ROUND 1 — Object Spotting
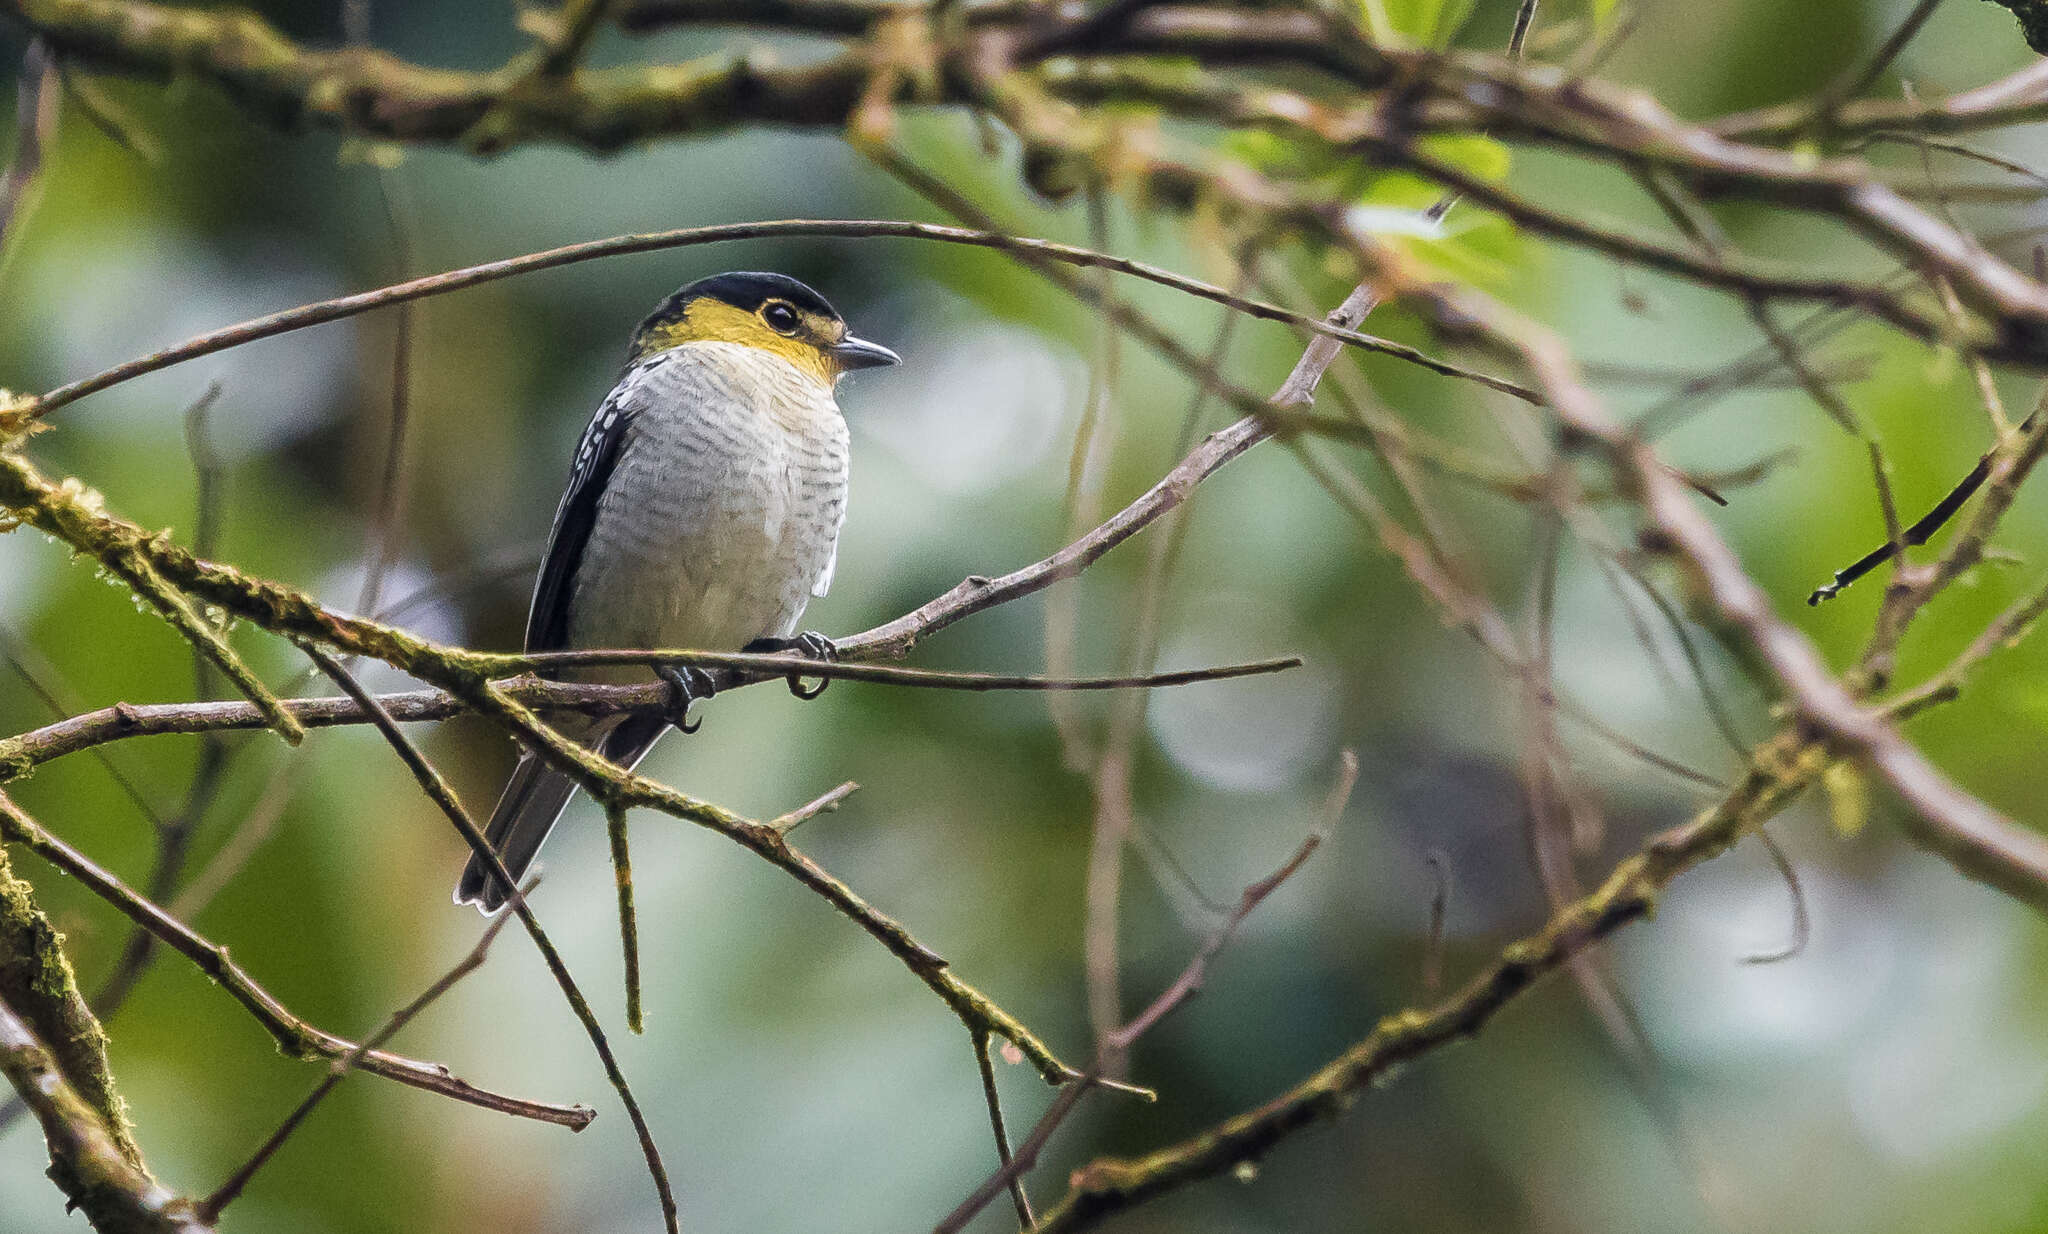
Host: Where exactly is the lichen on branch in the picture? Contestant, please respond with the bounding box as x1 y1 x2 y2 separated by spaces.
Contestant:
0 833 141 1167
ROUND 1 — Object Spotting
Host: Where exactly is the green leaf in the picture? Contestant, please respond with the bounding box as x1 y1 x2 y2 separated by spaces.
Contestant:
1416 134 1511 183
1361 0 1479 47
1349 171 1523 286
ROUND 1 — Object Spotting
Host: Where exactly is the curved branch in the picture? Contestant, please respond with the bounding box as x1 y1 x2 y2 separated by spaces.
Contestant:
0 791 595 1129
24 220 1499 419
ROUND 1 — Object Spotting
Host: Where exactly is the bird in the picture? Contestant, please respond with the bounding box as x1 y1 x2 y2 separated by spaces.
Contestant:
455 271 899 913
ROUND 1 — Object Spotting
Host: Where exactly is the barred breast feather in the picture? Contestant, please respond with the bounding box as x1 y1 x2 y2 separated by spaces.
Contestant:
569 341 850 660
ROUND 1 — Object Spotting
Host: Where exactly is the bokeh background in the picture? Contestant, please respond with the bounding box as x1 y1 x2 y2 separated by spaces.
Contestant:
5 1 2048 1230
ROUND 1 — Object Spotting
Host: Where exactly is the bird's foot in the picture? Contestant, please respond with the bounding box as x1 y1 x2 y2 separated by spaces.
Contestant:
658 664 717 733
744 631 838 699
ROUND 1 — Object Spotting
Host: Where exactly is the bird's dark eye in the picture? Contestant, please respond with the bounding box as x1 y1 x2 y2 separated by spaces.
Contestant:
762 302 801 335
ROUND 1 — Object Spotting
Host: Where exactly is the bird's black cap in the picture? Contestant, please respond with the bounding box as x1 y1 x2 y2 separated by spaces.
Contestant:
667 271 843 322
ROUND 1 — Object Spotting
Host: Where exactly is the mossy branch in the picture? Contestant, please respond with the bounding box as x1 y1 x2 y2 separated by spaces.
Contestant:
0 445 1085 1086
0 993 209 1234
0 469 302 743
6 0 878 153
1035 730 1828 1231
0 837 142 1166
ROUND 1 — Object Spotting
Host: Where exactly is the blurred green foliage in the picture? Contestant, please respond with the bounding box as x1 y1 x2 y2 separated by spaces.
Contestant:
3 1 2048 1232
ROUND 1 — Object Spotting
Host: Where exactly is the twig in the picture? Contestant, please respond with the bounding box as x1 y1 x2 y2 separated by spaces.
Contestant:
6 482 305 744
1092 254 1253 1039
1507 0 1542 57
0 623 168 826
78 380 237 1044
1421 850 1449 997
1738 828 1810 965
769 780 858 833
1071 178 1125 1048
1811 415 2034 608
1886 573 2048 722
604 799 643 1034
971 1029 1033 1230
354 170 418 622
534 0 614 77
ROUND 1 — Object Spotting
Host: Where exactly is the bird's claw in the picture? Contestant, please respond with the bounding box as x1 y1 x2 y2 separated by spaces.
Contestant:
658 664 717 733
744 631 838 699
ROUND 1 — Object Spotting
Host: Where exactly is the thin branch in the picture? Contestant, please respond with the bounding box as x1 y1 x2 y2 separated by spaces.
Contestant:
2 656 1303 776
604 799 643 1034
1507 0 1542 58
534 0 614 77
1738 829 1810 966
1886 573 2048 722
72 381 239 1048
1071 178 1125 1048
353 171 418 622
0 623 169 827
197 876 533 1222
300 646 679 1233
1421 850 1450 997
971 1030 1033 1230
1811 414 2034 609
25 220 1498 420
0 789 593 1129
768 780 859 833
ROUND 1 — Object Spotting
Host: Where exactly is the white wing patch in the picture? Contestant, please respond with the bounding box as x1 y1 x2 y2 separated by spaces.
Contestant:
811 543 838 598
811 458 849 599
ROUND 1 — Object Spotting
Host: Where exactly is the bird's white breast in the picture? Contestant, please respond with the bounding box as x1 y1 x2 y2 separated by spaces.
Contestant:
569 342 849 656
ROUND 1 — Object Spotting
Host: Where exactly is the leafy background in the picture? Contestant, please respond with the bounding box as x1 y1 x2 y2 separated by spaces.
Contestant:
5 0 2048 1230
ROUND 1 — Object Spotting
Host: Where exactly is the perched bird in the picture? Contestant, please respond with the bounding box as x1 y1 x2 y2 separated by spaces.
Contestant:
456 271 899 912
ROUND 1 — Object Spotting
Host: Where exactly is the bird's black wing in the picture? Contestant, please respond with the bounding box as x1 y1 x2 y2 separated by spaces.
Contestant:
524 360 659 653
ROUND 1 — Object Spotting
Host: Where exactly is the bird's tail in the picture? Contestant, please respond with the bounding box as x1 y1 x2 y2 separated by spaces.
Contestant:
455 713 667 913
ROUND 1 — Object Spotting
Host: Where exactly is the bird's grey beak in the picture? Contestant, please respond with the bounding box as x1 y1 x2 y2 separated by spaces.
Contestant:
832 336 900 371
